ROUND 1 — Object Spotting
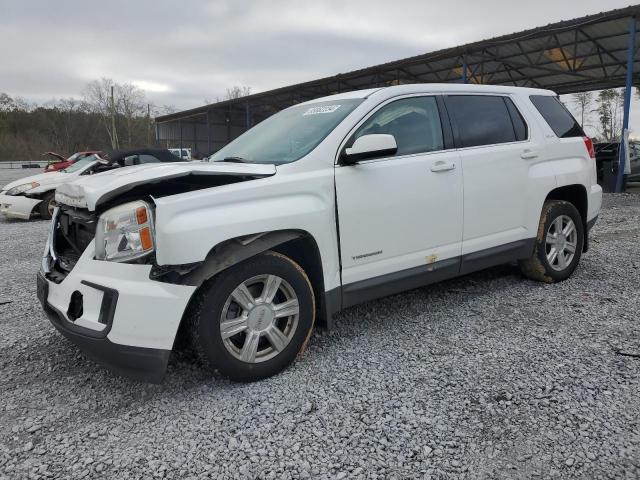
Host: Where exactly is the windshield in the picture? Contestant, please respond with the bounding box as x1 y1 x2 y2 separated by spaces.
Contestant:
210 98 364 164
62 156 96 173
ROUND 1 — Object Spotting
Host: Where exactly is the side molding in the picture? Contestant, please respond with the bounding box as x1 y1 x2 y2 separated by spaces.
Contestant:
342 257 460 309
340 238 536 311
459 238 535 276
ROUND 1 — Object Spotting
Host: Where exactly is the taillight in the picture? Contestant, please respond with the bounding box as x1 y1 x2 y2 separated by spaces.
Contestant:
583 136 596 159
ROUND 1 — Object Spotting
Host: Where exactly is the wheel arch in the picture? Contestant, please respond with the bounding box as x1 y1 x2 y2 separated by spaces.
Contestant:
172 229 335 352
544 184 588 252
29 186 57 198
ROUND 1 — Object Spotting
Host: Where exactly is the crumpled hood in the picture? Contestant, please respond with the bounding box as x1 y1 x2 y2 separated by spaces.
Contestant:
2 170 71 192
56 162 277 210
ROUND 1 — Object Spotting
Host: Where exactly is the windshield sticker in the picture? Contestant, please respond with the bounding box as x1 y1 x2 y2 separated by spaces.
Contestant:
303 105 341 116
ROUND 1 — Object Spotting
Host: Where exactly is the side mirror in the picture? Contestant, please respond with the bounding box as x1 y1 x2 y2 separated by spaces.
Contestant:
342 134 397 164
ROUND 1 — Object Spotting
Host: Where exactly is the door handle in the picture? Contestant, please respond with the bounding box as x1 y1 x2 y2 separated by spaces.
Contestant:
430 161 456 172
520 149 539 159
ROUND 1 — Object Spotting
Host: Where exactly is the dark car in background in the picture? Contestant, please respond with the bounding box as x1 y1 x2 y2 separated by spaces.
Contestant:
595 141 640 191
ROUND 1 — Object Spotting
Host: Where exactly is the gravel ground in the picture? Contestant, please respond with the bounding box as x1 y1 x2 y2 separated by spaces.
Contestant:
1 168 639 479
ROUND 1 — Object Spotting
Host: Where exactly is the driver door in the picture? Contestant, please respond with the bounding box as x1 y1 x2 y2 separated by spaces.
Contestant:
334 95 463 306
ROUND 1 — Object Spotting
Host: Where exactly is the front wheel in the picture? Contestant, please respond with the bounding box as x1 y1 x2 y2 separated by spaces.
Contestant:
519 200 584 283
37 191 56 220
188 251 315 382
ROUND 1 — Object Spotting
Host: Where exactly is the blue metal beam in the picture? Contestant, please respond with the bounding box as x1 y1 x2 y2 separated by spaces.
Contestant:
616 16 636 192
462 55 468 84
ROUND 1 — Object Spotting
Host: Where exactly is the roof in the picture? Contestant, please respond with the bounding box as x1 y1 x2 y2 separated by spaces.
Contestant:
157 5 640 123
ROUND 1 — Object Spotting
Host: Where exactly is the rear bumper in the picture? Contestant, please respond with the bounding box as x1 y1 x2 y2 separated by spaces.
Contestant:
587 184 602 224
38 245 196 382
0 193 41 219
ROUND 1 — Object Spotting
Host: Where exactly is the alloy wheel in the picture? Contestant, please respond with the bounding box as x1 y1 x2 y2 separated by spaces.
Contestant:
545 215 578 271
219 274 300 363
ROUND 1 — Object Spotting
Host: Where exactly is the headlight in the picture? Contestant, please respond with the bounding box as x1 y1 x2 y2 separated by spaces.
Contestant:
6 182 39 196
95 200 155 262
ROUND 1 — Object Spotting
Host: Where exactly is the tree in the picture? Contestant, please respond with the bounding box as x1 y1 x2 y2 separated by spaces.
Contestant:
82 78 149 149
83 78 120 149
571 91 593 128
117 82 146 148
595 89 624 142
225 86 252 100
0 80 160 161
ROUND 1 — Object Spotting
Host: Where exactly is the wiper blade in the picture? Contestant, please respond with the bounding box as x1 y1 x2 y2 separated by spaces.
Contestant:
221 156 250 163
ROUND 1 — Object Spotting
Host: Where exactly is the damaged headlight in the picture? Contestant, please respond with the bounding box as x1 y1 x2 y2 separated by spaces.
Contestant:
6 182 39 196
95 200 155 262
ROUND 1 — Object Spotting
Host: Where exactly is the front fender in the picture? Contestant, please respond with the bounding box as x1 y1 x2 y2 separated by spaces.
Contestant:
153 170 340 291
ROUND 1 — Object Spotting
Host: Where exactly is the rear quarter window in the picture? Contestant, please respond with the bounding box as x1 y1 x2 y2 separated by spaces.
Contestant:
504 97 528 141
529 95 584 138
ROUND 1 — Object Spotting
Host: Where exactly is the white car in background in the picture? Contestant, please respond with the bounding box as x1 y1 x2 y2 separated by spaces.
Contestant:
0 157 96 220
169 148 192 160
0 149 184 220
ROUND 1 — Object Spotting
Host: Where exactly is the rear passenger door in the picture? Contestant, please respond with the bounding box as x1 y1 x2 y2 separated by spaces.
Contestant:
444 95 534 267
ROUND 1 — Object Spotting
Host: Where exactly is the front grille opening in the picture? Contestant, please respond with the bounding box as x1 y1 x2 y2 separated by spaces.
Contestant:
49 206 97 282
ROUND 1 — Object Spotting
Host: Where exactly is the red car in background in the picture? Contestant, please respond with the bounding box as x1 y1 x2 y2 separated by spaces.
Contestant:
43 151 103 172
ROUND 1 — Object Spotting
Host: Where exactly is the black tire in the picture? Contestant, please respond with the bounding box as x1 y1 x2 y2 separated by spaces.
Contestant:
37 191 56 220
187 251 315 382
519 200 584 283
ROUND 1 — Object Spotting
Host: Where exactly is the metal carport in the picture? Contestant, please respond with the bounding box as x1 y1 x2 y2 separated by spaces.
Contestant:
156 4 640 191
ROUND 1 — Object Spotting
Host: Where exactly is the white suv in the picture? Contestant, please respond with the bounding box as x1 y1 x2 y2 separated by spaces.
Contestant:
38 84 602 382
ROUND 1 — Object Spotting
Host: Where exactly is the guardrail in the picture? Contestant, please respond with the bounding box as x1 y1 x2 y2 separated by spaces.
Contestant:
0 161 49 169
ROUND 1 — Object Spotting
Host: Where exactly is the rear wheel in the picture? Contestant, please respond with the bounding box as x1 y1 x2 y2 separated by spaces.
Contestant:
188 251 315 382
37 191 56 220
519 200 584 283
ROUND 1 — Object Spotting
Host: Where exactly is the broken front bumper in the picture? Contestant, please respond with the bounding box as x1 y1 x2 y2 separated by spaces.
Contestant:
39 244 197 382
0 193 42 219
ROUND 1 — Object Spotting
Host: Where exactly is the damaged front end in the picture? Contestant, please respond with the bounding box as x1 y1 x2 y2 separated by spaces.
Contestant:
43 206 97 282
48 162 278 281
56 162 277 211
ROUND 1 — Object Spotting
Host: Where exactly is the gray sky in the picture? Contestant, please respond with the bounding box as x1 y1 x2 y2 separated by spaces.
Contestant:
0 0 637 133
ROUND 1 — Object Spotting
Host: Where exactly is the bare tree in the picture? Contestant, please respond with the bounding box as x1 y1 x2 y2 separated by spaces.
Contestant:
0 82 159 161
0 93 14 112
155 104 177 115
571 91 593 128
83 78 120 149
0 93 30 112
117 82 146 148
224 86 252 100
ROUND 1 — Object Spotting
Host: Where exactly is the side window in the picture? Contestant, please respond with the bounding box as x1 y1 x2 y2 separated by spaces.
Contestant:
352 96 444 157
504 97 528 141
529 95 584 138
447 95 516 148
138 154 161 164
